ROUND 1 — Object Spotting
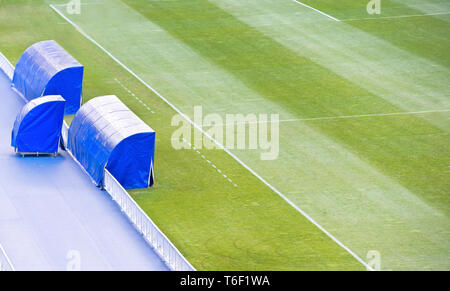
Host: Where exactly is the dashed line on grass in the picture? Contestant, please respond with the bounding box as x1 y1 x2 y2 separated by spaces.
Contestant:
182 138 238 188
114 78 155 113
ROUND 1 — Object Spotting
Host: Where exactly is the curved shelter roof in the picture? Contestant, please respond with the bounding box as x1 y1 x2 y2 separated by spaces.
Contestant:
68 95 155 189
12 40 83 114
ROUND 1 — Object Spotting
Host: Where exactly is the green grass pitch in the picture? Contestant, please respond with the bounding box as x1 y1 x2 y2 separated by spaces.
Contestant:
0 0 448 270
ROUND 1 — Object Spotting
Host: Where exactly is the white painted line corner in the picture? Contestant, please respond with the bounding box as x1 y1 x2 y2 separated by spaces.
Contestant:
292 0 340 22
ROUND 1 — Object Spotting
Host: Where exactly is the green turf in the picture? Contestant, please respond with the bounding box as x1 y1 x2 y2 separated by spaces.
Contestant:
1 0 449 270
308 0 450 67
0 0 367 270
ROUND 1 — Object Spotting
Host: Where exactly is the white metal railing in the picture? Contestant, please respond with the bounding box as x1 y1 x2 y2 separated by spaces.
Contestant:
3 52 194 271
61 122 194 271
0 244 14 271
103 170 195 271
0 51 14 81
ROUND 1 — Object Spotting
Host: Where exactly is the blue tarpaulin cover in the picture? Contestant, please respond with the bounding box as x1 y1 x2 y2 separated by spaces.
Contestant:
0 69 169 270
68 95 155 189
12 40 83 114
11 95 65 154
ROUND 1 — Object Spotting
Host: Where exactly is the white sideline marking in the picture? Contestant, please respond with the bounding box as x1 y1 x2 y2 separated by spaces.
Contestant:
51 2 103 7
342 12 450 22
206 110 450 127
292 0 340 22
50 4 372 270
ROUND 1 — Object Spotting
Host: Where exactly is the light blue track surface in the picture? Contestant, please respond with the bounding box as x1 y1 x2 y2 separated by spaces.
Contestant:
0 70 169 271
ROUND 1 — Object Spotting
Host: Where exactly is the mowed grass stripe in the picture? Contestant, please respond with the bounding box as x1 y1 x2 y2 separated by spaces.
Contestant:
51 0 449 270
0 0 366 270
212 0 450 269
119 0 450 270
123 0 400 119
49 0 370 269
121 0 449 212
304 0 450 68
224 0 450 212
213 0 449 121
297 0 449 20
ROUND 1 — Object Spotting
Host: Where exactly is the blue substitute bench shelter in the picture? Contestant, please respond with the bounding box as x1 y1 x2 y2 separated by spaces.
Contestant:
68 95 155 189
11 95 66 155
12 40 83 115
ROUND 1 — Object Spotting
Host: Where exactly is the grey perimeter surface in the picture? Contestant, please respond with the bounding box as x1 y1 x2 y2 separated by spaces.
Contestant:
0 70 169 270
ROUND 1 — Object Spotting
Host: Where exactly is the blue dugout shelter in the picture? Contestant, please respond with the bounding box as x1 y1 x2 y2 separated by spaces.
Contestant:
12 40 83 115
68 95 155 189
11 95 65 154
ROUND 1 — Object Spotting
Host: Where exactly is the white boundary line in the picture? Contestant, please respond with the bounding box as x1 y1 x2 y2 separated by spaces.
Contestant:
51 2 103 7
292 0 340 22
342 12 450 22
205 109 450 127
0 243 15 271
50 4 373 270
